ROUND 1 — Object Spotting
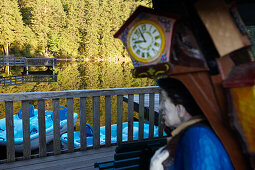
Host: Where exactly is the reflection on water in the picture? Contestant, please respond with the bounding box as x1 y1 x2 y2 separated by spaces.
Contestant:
0 60 155 128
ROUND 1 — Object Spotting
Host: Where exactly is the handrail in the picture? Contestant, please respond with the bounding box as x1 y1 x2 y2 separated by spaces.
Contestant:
0 86 160 101
0 86 163 163
0 56 57 67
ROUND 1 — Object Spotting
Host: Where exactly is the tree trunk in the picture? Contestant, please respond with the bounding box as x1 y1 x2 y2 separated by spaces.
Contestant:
6 43 9 56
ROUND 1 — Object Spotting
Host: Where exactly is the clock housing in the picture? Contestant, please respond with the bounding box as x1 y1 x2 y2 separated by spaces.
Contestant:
114 6 177 68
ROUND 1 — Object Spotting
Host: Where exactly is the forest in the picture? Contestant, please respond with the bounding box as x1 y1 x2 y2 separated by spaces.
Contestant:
0 0 151 59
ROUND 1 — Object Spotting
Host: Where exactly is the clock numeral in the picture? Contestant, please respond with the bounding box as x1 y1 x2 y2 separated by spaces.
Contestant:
153 29 157 34
149 25 152 32
136 49 141 55
154 42 160 47
142 53 145 58
133 45 137 49
155 35 160 40
152 48 158 54
147 52 151 58
141 25 146 31
134 30 140 37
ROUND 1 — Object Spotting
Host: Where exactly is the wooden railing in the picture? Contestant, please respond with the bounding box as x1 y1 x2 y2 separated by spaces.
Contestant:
0 86 162 163
0 56 57 67
0 56 26 67
0 75 57 86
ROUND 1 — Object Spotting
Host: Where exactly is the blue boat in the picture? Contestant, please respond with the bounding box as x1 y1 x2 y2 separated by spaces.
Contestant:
0 104 78 152
61 121 165 148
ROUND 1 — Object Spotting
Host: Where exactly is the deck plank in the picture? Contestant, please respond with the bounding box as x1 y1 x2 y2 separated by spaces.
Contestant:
0 146 116 170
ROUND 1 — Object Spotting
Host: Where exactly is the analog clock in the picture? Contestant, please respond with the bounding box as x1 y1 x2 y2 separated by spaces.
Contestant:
127 20 165 63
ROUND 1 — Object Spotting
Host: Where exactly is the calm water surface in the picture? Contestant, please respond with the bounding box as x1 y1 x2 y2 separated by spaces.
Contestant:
0 60 156 127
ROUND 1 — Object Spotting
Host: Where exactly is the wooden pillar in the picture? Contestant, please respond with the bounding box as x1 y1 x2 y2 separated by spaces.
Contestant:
26 59 28 75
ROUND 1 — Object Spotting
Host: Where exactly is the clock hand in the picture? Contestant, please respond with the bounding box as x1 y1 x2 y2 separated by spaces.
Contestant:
134 40 144 43
138 28 146 42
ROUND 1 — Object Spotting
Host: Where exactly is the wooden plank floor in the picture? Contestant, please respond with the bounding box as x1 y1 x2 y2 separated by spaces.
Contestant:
0 146 116 170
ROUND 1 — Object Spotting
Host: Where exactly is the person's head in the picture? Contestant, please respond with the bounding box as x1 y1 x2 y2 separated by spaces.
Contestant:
157 78 203 128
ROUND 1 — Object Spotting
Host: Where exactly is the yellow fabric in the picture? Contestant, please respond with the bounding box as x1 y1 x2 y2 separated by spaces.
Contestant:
231 86 255 153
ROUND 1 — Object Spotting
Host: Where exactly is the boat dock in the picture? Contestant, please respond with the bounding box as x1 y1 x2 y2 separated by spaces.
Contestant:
0 56 57 86
0 56 57 68
0 86 163 169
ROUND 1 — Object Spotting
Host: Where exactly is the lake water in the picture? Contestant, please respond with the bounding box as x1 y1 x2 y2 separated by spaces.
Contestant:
0 60 156 127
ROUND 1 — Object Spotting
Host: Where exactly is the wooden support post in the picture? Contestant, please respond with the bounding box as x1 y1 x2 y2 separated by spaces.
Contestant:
138 94 144 141
80 97 87 151
128 94 134 142
93 96 100 149
25 59 28 75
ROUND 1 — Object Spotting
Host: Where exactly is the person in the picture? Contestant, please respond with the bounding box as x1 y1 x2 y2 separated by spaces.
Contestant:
150 78 234 170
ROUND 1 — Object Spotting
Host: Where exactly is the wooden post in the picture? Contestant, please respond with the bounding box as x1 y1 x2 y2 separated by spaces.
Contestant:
117 95 123 144
25 59 28 75
139 94 144 141
158 93 163 137
149 93 155 139
5 101 15 162
38 100 47 157
22 101 31 159
105 96 111 146
80 97 87 151
67 98 74 152
53 99 61 155
128 94 134 142
93 96 100 149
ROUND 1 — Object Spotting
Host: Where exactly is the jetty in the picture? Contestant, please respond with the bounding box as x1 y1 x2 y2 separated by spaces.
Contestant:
0 56 57 86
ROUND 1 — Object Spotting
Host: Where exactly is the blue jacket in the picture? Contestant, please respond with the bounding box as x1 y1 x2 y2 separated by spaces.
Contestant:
170 126 234 170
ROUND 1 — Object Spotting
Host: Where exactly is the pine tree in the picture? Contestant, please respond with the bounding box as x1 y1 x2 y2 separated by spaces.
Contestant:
59 0 80 56
78 0 100 58
0 0 25 55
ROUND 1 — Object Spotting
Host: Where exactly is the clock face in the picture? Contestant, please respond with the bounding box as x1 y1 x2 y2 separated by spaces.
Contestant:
128 20 165 63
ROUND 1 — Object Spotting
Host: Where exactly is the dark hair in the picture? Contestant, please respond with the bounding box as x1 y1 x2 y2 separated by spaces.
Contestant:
157 78 203 116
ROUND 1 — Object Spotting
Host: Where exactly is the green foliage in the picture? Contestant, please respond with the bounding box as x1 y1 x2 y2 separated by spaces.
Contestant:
0 0 26 55
0 0 152 58
0 0 154 127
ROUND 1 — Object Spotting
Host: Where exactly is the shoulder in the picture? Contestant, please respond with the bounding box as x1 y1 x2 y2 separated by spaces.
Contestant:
183 125 217 141
173 125 234 170
180 125 225 153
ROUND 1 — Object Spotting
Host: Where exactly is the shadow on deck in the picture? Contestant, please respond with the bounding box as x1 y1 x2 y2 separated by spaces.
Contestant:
0 146 116 170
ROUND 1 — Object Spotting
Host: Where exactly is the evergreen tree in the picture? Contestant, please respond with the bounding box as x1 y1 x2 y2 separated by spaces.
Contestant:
78 0 100 58
59 0 80 56
0 0 25 55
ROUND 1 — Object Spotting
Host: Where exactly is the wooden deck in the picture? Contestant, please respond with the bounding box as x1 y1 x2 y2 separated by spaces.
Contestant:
0 146 116 170
0 87 162 169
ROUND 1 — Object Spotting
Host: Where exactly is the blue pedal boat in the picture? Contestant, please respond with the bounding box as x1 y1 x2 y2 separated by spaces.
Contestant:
61 121 165 149
0 104 78 152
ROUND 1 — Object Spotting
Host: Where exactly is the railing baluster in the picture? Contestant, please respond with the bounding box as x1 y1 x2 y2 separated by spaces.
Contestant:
38 100 46 157
5 101 15 162
117 95 123 144
128 94 134 142
139 94 144 141
22 101 31 159
0 86 161 162
53 99 61 155
158 93 163 137
105 96 111 146
80 97 87 151
67 98 74 152
149 93 155 139
93 96 100 149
